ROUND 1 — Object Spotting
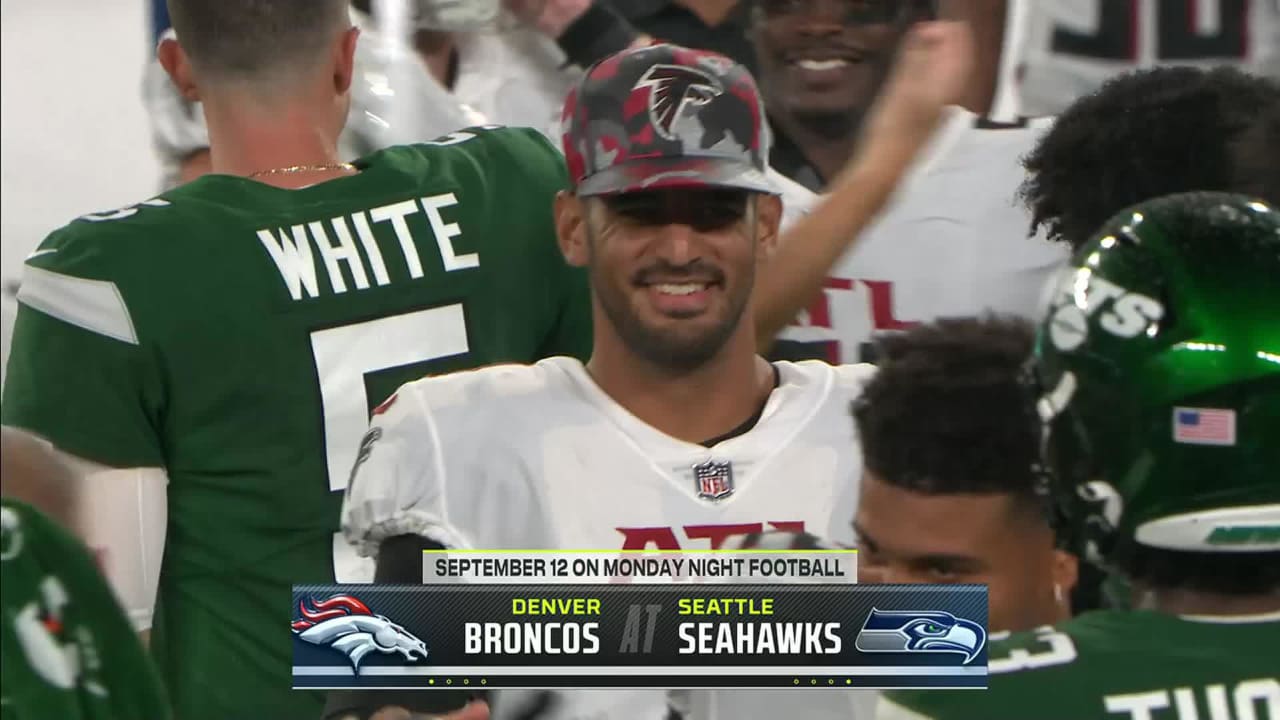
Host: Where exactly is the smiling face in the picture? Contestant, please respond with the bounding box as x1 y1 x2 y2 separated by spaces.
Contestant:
753 0 919 126
555 188 780 372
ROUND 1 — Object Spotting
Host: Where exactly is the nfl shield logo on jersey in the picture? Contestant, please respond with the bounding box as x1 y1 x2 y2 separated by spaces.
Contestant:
694 460 735 501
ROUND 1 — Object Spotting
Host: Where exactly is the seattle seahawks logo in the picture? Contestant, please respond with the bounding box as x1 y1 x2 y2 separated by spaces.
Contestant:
855 608 987 664
634 64 724 141
292 595 429 674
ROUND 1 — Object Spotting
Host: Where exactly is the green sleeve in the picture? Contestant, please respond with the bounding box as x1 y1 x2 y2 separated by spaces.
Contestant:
36 504 172 719
541 262 593 362
1 225 166 468
2 499 171 720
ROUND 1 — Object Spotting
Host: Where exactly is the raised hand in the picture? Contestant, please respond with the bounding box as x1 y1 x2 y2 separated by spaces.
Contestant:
858 20 977 165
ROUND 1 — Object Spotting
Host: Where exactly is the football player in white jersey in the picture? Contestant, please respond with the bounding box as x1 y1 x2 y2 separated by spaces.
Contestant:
752 0 1069 364
1006 0 1280 118
335 25 975 720
762 0 1278 367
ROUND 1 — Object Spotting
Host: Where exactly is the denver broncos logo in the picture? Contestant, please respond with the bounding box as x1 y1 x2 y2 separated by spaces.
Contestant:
634 64 724 140
292 595 429 673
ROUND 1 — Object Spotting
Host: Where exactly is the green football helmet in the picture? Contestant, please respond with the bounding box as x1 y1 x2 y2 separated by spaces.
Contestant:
1032 192 1280 565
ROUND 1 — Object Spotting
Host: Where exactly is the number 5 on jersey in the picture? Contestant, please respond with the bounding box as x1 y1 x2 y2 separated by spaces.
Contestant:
310 304 469 582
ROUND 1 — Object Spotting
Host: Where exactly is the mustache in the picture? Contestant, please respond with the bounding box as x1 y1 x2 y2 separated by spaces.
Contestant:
633 260 725 286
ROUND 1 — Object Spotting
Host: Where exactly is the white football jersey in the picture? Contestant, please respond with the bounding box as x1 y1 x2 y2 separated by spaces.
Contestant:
343 356 873 720
1005 0 1280 117
773 108 1069 364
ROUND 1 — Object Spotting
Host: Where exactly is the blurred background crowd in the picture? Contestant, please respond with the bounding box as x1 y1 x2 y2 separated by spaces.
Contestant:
4 0 1278 380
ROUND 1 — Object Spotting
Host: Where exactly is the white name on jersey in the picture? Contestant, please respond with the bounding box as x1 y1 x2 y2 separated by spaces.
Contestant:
256 194 478 301
1104 678 1280 720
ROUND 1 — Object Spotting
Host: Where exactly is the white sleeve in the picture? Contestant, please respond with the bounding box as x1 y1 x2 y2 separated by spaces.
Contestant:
341 384 469 559
55 449 167 633
834 362 880 394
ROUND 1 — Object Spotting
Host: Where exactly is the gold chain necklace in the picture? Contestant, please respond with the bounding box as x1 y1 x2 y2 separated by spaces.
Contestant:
248 162 357 178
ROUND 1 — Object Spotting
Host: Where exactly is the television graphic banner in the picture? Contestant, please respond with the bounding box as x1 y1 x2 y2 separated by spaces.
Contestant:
420 548 860 585
291 582 988 690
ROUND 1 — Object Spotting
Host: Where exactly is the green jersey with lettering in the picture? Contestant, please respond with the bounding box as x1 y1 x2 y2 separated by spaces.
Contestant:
0 126 590 720
878 609 1280 720
1 499 170 720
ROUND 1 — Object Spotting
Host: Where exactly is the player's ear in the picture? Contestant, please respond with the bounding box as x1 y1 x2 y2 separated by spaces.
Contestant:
1050 548 1078 618
554 192 590 268
157 33 200 102
754 193 783 260
334 26 360 95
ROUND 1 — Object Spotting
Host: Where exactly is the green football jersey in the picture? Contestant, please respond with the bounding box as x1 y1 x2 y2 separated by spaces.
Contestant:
1 126 590 720
1 498 170 720
879 609 1280 720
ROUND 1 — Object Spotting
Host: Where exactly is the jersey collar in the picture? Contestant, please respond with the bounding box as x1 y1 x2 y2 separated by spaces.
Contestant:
1179 609 1280 624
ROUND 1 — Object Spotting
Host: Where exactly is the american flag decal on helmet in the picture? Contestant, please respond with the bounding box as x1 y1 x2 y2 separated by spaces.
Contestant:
1173 407 1237 446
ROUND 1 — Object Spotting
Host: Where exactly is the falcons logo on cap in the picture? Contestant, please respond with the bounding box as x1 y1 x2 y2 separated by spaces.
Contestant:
635 64 724 141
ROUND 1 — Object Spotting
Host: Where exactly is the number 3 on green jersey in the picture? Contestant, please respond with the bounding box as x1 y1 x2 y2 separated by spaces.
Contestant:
988 626 1078 673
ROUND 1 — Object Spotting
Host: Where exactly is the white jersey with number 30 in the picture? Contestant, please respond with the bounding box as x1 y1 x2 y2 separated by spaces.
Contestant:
342 356 872 720
1009 0 1280 117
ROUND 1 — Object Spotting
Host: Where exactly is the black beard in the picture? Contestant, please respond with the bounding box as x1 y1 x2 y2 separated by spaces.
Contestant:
586 222 753 374
599 292 747 374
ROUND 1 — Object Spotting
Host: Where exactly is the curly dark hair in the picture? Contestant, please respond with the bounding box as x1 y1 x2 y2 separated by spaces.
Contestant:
1021 66 1280 250
1233 101 1280 203
851 315 1043 511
